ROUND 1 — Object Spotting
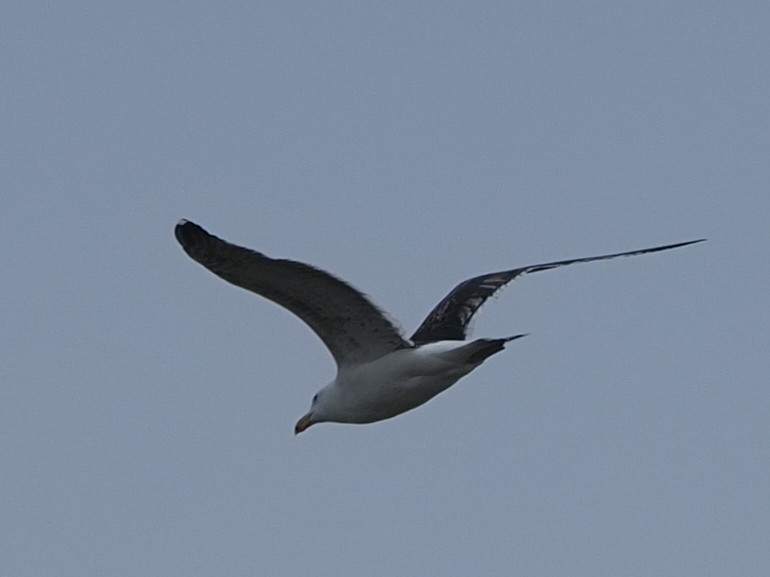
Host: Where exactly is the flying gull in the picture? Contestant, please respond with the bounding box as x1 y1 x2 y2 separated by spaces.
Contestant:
174 220 703 434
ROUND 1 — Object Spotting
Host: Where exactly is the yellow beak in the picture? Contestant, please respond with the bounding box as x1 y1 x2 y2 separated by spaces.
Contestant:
294 413 314 435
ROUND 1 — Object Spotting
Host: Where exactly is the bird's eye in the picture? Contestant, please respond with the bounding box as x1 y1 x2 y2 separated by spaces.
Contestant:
312 394 318 404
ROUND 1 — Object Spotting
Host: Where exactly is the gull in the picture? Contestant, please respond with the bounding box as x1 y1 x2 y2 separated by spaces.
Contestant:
174 219 703 434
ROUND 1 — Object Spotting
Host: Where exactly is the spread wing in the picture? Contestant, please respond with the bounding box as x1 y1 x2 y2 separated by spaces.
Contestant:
175 220 411 367
410 240 705 344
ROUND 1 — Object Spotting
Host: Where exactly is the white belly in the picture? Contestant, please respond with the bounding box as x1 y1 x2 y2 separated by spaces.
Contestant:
332 343 479 423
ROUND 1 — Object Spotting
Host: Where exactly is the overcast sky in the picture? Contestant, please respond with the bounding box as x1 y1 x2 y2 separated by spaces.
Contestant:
3 1 769 576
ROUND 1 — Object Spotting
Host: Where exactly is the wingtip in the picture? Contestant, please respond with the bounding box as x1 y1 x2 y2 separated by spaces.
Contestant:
176 218 201 231
658 238 707 251
175 219 205 236
676 238 707 250
174 219 206 248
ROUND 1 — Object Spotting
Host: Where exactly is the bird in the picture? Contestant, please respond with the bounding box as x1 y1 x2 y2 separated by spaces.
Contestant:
174 219 703 434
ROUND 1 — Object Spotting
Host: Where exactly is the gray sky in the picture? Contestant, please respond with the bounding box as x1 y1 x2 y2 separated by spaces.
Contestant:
3 1 768 575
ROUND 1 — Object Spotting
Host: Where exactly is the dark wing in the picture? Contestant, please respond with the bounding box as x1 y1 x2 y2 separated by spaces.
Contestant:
410 239 705 344
175 220 410 366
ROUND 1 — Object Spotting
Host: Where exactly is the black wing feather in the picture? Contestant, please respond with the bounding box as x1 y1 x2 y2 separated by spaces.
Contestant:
410 240 705 344
175 220 410 366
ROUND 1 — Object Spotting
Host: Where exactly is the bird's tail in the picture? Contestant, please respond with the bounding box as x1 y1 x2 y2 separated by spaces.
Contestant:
464 334 527 364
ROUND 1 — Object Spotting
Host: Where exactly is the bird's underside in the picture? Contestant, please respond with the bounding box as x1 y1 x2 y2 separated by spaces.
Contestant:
174 219 703 432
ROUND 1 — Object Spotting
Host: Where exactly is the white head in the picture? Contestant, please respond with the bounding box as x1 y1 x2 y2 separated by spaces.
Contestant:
294 383 336 434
